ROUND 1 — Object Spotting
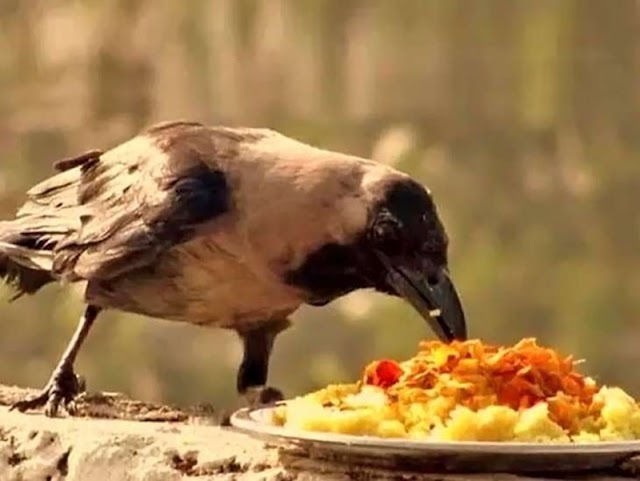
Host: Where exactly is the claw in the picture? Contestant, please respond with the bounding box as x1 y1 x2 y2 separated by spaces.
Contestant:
43 394 63 418
244 386 284 406
10 392 50 413
220 385 285 426
10 368 84 417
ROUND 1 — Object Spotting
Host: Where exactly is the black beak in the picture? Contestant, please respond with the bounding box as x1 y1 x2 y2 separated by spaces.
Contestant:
375 252 467 342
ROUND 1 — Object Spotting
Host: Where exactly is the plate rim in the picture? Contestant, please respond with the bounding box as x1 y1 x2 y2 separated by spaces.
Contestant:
230 405 640 455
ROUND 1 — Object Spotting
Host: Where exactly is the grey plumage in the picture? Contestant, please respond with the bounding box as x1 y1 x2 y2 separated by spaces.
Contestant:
1 120 467 417
2 121 401 323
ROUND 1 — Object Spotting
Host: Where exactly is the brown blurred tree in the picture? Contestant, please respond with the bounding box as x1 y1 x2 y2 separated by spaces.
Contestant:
1 0 639 408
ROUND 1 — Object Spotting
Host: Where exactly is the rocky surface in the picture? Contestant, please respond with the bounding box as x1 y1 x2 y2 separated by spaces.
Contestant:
1 384 639 481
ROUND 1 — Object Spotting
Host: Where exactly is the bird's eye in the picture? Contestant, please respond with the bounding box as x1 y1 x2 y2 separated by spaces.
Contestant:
370 210 402 246
373 224 387 240
373 220 399 242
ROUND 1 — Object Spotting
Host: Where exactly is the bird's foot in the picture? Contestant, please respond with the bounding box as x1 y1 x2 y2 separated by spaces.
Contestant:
10 366 85 417
243 385 285 406
220 385 285 426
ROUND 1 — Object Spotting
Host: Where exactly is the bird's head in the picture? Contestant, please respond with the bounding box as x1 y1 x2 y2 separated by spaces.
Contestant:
287 170 467 343
361 177 467 342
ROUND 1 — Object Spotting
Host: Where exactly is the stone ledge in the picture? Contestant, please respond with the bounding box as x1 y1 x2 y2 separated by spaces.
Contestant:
0 384 638 481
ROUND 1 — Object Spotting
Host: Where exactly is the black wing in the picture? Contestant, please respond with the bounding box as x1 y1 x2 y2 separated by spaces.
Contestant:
0 122 230 292
53 123 230 281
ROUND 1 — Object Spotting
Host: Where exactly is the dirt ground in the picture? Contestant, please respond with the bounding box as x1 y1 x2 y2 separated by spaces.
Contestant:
0 383 218 423
2 384 640 481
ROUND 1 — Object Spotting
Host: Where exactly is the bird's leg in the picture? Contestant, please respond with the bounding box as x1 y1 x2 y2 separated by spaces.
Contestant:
221 319 290 426
11 305 101 417
220 319 291 426
236 319 291 407
236 318 291 407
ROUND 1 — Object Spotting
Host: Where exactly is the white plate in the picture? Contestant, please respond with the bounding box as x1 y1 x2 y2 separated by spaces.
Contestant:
230 406 640 474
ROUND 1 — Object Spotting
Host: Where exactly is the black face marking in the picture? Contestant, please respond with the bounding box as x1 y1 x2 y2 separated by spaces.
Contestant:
286 177 449 305
370 178 448 267
285 242 381 305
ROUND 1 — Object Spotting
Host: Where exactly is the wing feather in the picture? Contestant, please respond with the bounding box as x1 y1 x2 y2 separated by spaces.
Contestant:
52 125 230 281
0 123 230 293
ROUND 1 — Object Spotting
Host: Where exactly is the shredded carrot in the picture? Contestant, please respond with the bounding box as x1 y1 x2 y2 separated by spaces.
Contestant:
361 338 599 432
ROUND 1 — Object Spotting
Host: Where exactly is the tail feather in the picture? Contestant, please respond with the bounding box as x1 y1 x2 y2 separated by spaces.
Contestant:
0 253 54 299
0 241 53 271
0 154 89 299
0 225 56 300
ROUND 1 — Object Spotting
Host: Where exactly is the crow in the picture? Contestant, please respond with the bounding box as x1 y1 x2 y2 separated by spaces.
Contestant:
0 120 467 417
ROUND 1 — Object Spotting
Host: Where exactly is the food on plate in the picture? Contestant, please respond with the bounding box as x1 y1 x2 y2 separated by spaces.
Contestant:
273 338 640 442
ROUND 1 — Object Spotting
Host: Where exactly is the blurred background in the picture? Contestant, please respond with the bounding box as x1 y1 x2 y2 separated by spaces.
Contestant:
1 0 639 409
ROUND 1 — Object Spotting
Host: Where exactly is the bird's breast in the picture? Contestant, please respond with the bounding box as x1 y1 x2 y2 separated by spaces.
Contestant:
175 238 303 327
87 235 303 329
